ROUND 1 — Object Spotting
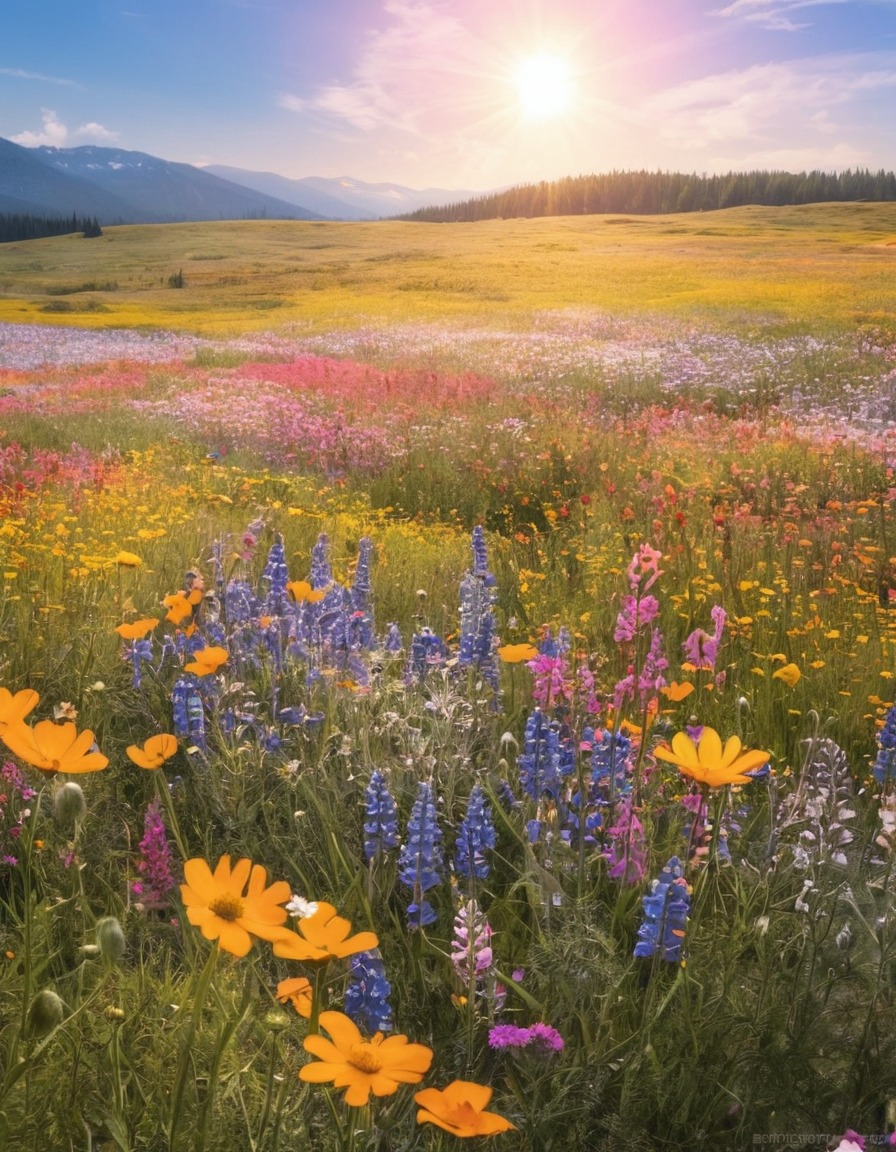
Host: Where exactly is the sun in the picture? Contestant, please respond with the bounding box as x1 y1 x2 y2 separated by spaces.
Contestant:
513 53 574 122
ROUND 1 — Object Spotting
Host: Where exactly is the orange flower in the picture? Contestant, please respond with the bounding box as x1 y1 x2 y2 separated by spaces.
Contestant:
0 687 40 732
497 643 538 664
661 681 694 702
415 1080 516 1137
179 856 291 957
654 727 769 788
164 592 193 625
277 976 313 1018
184 646 228 676
773 662 802 687
273 902 378 964
287 580 327 604
126 733 178 769
1 719 108 774
300 1010 432 1107
115 618 159 641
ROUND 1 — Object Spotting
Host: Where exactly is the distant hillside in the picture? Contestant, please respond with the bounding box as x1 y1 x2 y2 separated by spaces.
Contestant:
398 168 896 222
0 138 324 224
205 166 481 220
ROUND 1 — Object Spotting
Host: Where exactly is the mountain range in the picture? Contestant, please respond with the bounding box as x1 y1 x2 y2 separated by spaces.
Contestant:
0 136 477 224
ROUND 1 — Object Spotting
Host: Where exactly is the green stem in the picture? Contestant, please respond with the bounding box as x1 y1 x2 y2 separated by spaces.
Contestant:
168 942 219 1150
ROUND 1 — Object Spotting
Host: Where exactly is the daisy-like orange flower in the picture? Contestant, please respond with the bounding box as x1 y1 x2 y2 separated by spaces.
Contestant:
277 976 313 1018
497 643 538 664
1 719 108 774
661 681 695 702
300 1010 432 1107
183 646 228 677
287 580 327 604
773 662 802 687
163 592 193 626
179 856 292 958
126 733 178 769
653 727 769 789
273 902 378 964
0 687 40 732
415 1080 516 1138
115 618 160 641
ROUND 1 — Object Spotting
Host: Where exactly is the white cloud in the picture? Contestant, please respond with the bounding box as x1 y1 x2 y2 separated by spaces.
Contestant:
709 0 890 32
641 54 896 154
75 121 118 141
10 109 68 147
9 111 118 147
0 67 78 86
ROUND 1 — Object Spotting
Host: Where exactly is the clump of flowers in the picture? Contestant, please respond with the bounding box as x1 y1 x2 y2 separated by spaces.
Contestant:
488 1022 565 1052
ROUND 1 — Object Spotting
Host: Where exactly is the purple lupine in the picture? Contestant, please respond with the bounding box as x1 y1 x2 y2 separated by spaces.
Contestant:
488 1023 564 1052
874 703 896 785
454 784 496 882
450 899 494 985
634 855 690 962
345 950 394 1034
310 532 333 589
398 781 444 929
405 627 448 684
518 709 565 801
605 798 647 884
364 770 399 862
133 799 175 911
458 529 499 692
682 604 727 671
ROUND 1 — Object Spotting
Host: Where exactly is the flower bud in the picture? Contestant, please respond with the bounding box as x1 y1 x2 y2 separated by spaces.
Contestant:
27 989 65 1037
54 782 87 829
95 917 126 967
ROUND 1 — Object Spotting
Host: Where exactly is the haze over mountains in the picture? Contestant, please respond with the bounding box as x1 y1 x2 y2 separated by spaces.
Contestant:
0 136 478 224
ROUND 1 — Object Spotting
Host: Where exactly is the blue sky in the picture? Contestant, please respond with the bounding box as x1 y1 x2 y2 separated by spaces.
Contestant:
1 0 894 191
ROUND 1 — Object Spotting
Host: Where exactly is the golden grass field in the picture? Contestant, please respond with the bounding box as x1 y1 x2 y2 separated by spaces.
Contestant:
1 202 894 338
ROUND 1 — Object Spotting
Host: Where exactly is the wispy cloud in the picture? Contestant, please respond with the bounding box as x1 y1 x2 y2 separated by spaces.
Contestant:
710 0 892 32
0 66 78 86
280 1 482 137
642 53 896 155
10 111 118 147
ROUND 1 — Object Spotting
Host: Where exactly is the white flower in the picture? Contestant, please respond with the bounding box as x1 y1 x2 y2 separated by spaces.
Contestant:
286 895 319 919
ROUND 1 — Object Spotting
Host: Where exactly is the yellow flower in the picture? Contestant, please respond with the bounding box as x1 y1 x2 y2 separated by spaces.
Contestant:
300 1010 432 1107
184 646 229 677
0 687 40 733
654 727 769 788
115 618 160 641
164 592 193 625
1 719 108 774
772 663 802 687
126 734 178 769
114 551 142 568
276 976 313 1018
273 901 378 964
497 643 538 663
415 1081 516 1138
661 681 694 702
179 856 291 957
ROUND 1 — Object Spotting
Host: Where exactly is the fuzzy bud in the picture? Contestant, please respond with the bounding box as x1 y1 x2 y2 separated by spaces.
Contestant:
54 782 87 829
27 989 65 1037
95 917 126 967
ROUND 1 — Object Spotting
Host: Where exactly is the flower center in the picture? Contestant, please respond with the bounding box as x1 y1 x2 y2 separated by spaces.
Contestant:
347 1041 384 1074
208 893 245 921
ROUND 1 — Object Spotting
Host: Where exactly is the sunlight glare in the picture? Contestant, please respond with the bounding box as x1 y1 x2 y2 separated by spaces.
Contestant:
513 53 574 122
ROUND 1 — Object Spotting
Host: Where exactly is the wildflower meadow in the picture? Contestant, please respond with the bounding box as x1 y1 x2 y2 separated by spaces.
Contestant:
1 209 896 1151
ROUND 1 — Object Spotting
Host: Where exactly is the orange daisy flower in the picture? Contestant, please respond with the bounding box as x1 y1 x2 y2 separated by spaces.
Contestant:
654 727 769 788
276 976 313 1018
300 1010 432 1107
179 856 291 957
126 733 178 769
183 646 228 677
0 687 40 732
115 618 160 641
1 719 108 774
497 643 538 663
273 902 378 964
415 1080 516 1137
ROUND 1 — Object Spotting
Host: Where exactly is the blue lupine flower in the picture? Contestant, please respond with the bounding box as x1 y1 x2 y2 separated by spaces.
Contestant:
455 784 496 881
873 703 896 784
125 638 154 690
172 678 206 751
262 535 289 613
224 579 260 627
364 770 399 862
345 951 393 1034
406 628 447 684
383 623 403 653
398 781 444 928
634 856 690 963
518 709 564 801
458 528 499 692
494 778 520 813
310 532 333 589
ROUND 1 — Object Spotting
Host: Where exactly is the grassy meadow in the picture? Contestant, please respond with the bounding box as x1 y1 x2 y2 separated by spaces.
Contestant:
1 205 896 1151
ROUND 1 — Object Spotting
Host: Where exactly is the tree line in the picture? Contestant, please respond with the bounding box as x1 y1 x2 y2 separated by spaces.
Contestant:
0 212 103 243
398 168 896 222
